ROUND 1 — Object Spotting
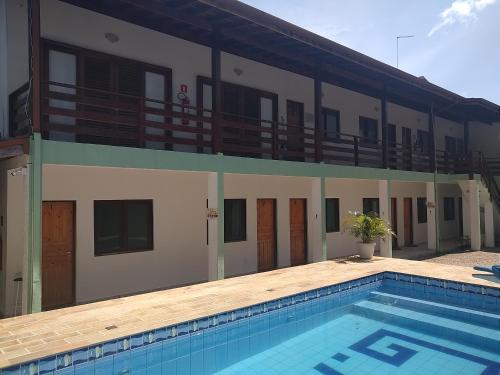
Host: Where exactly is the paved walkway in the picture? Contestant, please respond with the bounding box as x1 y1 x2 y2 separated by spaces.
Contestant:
0 257 498 368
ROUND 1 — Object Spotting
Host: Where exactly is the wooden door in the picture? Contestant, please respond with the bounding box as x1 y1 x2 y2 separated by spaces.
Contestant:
403 198 413 246
42 201 75 310
257 199 277 272
391 198 399 249
286 100 304 161
290 198 307 266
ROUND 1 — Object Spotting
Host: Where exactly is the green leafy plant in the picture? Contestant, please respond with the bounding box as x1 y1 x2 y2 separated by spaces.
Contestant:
343 211 395 244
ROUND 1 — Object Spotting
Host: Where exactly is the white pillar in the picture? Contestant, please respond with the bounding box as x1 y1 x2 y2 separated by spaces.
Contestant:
311 176 326 262
468 180 481 251
208 172 224 281
426 182 438 250
484 200 495 248
378 180 392 258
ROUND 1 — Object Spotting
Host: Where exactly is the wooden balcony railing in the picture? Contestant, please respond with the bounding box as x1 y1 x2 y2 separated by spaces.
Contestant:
486 157 500 176
7 80 488 176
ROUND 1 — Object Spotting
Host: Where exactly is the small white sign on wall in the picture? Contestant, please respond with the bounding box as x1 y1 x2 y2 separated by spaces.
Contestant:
207 208 219 219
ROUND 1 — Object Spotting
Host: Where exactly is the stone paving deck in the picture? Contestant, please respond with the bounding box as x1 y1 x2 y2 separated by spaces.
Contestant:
0 257 499 368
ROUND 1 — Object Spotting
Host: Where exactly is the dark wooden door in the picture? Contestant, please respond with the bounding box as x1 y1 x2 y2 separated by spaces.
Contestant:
257 199 277 272
286 100 304 161
42 201 75 310
290 198 307 266
391 198 399 249
403 197 413 246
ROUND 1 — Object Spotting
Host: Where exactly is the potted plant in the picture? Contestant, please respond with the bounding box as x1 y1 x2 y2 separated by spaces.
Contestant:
343 211 395 259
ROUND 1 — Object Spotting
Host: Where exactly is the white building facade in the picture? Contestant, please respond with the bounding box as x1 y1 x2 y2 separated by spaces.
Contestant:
0 0 499 317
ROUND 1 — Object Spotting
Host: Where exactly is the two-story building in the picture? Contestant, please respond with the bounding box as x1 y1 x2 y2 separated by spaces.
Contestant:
0 0 499 317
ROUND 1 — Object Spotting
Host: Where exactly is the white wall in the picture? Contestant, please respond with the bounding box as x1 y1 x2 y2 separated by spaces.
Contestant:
325 178 378 258
41 0 211 111
43 165 209 303
387 103 428 145
437 183 462 240
469 121 500 158
224 174 314 277
35 0 474 154
391 181 427 247
222 53 314 128
435 117 464 150
322 83 381 137
0 155 28 317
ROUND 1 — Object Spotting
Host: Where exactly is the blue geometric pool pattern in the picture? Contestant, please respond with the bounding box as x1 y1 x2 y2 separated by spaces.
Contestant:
2 272 499 374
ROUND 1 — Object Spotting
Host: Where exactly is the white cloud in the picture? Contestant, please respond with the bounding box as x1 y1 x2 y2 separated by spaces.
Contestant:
428 0 498 36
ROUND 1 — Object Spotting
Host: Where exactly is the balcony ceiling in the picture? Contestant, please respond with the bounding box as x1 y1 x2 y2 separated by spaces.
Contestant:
60 0 500 124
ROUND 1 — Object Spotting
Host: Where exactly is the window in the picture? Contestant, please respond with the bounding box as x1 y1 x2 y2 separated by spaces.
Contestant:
417 197 427 223
359 117 378 143
443 197 455 221
417 130 430 153
94 200 153 255
224 199 246 242
363 198 380 216
326 198 340 233
322 108 340 137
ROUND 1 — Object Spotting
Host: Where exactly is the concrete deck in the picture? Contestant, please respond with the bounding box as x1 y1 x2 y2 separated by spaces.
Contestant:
0 257 498 368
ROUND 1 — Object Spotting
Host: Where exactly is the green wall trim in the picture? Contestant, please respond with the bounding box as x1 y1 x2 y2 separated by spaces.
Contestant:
41 140 472 183
29 134 42 313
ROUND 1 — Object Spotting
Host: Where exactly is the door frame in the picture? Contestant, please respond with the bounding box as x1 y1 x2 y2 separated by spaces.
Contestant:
42 200 76 311
403 197 414 247
289 198 308 266
256 198 277 272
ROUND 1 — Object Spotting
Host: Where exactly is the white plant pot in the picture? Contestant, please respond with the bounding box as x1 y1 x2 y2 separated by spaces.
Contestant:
358 242 376 259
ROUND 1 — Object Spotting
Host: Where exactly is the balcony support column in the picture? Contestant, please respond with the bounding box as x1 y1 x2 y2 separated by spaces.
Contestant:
381 88 388 169
428 103 437 172
464 120 469 153
211 29 222 154
314 69 323 163
378 179 392 258
208 171 224 280
28 0 41 133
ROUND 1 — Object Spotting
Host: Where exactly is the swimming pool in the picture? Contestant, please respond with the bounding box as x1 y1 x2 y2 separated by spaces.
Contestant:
3 272 499 374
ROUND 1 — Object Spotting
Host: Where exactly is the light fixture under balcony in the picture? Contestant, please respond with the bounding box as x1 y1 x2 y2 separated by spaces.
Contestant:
104 32 120 44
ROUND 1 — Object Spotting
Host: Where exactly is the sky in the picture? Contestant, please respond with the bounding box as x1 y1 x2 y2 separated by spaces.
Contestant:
239 0 500 105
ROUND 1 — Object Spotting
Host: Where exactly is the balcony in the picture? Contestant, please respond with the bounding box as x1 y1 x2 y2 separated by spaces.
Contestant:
8 81 480 175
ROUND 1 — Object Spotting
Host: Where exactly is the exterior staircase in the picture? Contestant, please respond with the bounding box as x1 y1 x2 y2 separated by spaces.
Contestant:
480 156 500 212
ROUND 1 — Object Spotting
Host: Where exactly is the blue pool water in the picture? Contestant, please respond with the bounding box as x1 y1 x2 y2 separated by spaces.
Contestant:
3 273 500 375
217 293 500 374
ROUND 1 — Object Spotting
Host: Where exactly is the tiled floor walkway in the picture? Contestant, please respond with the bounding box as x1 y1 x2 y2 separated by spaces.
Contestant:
0 257 498 368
